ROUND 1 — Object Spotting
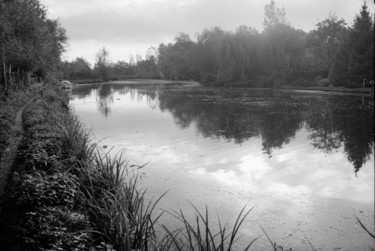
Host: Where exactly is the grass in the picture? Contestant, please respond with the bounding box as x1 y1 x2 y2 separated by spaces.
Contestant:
159 204 260 251
78 151 166 250
0 87 32 160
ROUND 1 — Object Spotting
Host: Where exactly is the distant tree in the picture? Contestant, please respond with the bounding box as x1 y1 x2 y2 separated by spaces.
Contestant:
63 57 93 79
94 47 111 81
157 33 197 80
112 60 134 76
263 0 288 29
307 13 347 71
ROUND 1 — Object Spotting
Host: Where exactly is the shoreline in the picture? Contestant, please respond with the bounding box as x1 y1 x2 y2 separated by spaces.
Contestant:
72 79 374 97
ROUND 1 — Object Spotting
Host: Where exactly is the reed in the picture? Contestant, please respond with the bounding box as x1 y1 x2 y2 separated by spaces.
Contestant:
78 151 165 251
160 204 260 251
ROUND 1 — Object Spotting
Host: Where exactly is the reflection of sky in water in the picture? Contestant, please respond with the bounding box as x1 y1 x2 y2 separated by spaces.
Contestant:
71 84 374 250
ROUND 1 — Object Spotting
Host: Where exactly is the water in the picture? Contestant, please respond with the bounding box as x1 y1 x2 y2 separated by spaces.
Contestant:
70 81 374 250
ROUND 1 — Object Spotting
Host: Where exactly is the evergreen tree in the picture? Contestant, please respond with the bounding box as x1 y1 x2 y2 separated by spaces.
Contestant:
347 2 374 84
329 3 374 86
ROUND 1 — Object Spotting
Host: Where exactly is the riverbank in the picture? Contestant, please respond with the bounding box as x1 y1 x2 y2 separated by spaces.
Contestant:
0 84 162 250
71 78 374 97
0 84 263 250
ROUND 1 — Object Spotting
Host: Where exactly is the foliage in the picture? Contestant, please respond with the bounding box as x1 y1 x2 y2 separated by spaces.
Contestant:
12 171 78 210
329 3 374 86
0 0 67 91
0 88 30 159
94 47 111 81
306 12 347 71
160 205 259 251
23 207 92 251
78 151 165 251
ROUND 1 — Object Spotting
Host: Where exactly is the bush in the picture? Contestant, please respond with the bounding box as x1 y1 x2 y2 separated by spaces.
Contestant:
12 171 79 210
318 78 330 87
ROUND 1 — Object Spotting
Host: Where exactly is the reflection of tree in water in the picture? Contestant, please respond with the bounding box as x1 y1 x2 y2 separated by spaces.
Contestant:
72 86 94 99
74 84 374 173
307 96 374 173
259 100 304 157
157 90 305 151
155 89 374 173
96 84 114 117
307 99 343 153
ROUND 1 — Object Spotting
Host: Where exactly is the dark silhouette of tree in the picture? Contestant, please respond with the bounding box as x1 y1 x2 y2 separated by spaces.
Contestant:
94 47 111 81
307 13 347 71
329 3 374 86
0 0 67 92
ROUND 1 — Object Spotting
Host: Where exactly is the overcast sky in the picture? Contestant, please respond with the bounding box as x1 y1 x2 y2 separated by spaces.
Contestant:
40 0 374 66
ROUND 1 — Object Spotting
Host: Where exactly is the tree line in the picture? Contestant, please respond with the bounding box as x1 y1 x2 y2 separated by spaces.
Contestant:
63 1 374 88
1 0 373 89
61 47 160 83
156 1 374 87
0 0 67 93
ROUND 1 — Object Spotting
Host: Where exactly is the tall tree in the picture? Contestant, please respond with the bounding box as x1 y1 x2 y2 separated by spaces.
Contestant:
0 0 66 91
94 47 111 81
263 0 288 29
307 13 347 71
329 3 374 86
347 2 374 84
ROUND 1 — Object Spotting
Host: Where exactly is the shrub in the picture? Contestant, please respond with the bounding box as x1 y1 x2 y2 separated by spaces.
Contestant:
12 171 79 210
318 78 329 87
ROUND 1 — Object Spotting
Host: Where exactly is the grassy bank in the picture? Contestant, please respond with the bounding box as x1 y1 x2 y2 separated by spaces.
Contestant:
0 84 260 250
0 85 163 250
0 88 32 161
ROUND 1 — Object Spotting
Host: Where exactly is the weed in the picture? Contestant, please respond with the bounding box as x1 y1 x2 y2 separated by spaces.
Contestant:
160 204 260 251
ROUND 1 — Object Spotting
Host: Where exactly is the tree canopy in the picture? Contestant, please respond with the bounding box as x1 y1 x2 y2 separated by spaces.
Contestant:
0 0 67 92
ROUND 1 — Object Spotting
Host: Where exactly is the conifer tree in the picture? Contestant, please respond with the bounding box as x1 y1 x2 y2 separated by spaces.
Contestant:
329 3 374 86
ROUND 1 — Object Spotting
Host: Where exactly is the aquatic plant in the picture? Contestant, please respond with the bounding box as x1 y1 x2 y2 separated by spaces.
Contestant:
78 151 165 251
159 204 260 251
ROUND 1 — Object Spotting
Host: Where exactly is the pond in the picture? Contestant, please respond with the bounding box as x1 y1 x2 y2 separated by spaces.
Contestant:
70 81 374 250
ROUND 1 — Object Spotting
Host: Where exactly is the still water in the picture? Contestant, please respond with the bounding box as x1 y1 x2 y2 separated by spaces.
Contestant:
70 81 374 250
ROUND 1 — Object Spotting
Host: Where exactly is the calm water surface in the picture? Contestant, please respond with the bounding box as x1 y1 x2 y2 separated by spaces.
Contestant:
70 81 374 250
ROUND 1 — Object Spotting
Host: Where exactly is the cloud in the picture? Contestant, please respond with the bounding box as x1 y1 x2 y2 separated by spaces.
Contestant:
41 0 375 63
48 0 265 44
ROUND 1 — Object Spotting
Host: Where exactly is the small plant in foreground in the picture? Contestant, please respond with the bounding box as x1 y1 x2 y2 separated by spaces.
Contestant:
160 204 260 251
260 226 293 251
78 151 165 251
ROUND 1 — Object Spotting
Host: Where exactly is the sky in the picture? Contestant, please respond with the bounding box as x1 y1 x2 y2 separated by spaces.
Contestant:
39 0 375 66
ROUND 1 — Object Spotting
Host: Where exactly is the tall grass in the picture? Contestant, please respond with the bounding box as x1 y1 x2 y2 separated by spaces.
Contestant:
78 151 165 251
159 204 260 251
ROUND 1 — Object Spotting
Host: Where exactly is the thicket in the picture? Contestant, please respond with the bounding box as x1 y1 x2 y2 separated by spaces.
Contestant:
0 0 67 94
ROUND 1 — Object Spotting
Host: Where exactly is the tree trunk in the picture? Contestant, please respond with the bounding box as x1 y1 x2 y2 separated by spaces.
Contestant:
2 43 7 92
8 64 13 87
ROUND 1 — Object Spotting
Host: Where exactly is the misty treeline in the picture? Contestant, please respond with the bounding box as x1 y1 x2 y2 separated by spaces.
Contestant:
1 0 372 90
0 0 67 93
61 47 160 82
157 1 374 87
65 1 373 88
